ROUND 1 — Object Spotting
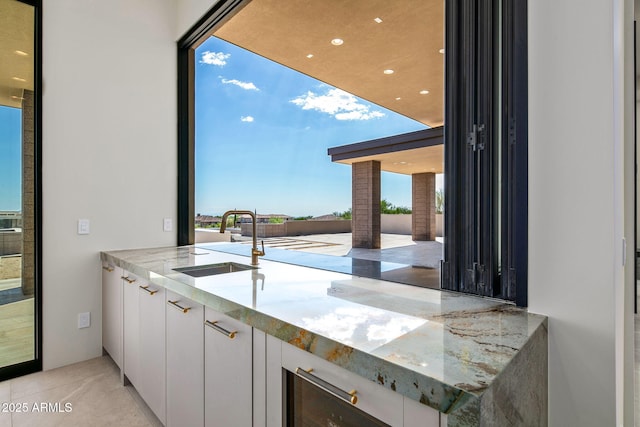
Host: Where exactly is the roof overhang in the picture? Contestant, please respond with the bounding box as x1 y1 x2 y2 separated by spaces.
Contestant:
328 126 443 175
211 0 444 127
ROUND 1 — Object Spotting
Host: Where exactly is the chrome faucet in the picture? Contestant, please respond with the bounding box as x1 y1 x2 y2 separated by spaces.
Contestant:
219 210 265 265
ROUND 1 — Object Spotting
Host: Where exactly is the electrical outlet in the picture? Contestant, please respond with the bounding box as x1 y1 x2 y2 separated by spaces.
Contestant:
78 312 90 329
163 218 173 232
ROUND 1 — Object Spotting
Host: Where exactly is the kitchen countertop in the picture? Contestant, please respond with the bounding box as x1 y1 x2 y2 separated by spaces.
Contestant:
101 244 547 426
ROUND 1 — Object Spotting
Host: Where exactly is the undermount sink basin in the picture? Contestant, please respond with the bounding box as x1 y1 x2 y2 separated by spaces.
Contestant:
173 262 256 277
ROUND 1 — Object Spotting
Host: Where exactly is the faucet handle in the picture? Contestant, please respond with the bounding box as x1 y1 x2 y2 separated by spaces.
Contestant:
260 240 265 255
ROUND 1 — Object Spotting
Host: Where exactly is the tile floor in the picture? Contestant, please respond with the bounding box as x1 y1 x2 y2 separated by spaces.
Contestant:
0 356 161 427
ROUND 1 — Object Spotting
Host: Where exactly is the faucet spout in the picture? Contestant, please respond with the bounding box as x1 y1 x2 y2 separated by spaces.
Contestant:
220 210 265 265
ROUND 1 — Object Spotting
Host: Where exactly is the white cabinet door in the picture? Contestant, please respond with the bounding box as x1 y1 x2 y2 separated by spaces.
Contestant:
166 290 204 427
204 307 252 427
137 282 166 425
122 272 140 387
101 263 123 369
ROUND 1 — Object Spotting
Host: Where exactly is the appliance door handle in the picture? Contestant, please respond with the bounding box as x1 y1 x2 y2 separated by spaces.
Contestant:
295 367 358 405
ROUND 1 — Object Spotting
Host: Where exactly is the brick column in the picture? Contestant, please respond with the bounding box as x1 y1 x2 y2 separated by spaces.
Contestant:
22 90 35 296
352 161 381 249
412 172 436 241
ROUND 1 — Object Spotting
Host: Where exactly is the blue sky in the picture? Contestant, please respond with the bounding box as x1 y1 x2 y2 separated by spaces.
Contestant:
195 37 429 217
0 106 22 211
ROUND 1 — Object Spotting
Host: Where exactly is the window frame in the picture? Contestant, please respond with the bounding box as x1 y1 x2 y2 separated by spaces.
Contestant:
0 0 44 381
177 0 528 306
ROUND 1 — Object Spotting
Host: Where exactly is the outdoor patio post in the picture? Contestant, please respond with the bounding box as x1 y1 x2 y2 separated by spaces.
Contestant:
412 172 436 241
352 160 381 249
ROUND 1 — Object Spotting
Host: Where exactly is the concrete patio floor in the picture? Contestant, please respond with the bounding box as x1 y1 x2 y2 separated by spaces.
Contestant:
242 233 443 289
256 233 443 267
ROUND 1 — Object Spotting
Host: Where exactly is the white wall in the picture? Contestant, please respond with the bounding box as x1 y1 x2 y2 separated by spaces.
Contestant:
175 0 221 40
42 0 178 369
528 0 634 425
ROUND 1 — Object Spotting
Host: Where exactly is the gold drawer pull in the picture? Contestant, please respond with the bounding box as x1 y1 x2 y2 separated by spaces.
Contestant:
102 266 114 272
205 320 237 339
121 276 136 284
167 300 191 313
139 285 158 296
295 367 358 405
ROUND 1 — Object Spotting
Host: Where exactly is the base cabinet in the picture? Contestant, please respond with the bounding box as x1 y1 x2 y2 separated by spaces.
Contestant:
166 291 204 427
103 264 445 427
204 307 253 427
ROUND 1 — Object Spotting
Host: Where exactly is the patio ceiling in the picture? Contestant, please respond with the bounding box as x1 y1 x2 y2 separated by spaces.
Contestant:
211 0 444 128
0 0 34 109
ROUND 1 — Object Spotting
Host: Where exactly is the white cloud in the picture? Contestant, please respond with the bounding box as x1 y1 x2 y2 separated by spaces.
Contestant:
290 88 385 121
200 51 230 66
241 116 254 122
221 78 259 91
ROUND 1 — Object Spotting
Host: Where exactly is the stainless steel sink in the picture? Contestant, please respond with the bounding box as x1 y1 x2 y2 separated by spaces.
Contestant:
173 262 256 277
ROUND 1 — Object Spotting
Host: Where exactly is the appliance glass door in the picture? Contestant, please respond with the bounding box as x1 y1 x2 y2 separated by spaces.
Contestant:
286 370 390 427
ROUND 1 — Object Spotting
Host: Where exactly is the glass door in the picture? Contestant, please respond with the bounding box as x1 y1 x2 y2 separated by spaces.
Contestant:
0 0 39 376
286 371 390 427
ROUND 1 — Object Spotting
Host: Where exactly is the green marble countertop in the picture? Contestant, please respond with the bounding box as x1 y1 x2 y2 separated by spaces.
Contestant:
101 245 547 423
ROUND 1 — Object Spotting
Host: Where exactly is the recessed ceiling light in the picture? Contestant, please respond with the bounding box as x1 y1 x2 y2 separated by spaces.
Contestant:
383 69 394 75
14 50 28 56
306 54 314 58
395 97 402 101
331 38 344 46
374 17 383 23
439 48 445 54
420 90 430 95
12 77 26 82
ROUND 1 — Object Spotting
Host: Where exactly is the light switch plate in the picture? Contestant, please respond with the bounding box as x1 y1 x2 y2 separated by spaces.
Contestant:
77 219 90 235
78 312 90 329
163 218 173 232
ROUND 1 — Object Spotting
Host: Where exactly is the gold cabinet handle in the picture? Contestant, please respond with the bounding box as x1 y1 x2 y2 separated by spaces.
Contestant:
205 320 237 339
295 367 358 405
139 285 158 296
167 300 191 313
102 266 114 272
121 276 136 284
